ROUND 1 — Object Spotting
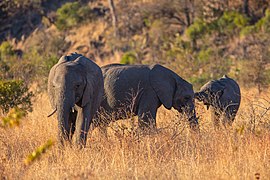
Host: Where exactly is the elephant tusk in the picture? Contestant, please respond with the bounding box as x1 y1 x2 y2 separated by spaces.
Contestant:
47 108 57 117
71 106 75 113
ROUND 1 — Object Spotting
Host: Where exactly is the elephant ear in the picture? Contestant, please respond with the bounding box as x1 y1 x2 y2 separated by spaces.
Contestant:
58 52 82 64
75 56 97 107
48 65 57 109
210 81 226 97
150 64 175 109
57 55 69 64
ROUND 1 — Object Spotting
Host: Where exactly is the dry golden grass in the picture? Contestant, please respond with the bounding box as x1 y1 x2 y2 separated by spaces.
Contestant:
1 88 270 179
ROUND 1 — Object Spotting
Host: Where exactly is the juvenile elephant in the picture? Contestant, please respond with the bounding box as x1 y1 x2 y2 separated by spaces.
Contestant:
48 53 104 146
194 75 241 127
95 63 198 129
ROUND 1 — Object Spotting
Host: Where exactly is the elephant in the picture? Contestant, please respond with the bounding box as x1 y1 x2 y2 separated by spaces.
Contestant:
94 63 198 130
47 52 104 147
194 75 241 127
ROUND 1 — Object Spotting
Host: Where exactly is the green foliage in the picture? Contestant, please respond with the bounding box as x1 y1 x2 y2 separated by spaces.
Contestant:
240 25 257 37
0 41 14 57
186 11 249 41
55 2 93 30
0 107 26 128
24 139 54 165
143 18 151 28
23 49 58 78
186 19 207 41
254 9 270 33
120 51 138 65
0 80 33 114
216 11 248 33
240 10 270 37
197 48 213 64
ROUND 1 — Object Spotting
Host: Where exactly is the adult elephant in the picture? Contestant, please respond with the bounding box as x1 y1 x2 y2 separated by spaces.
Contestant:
194 75 241 127
47 53 104 147
95 63 198 130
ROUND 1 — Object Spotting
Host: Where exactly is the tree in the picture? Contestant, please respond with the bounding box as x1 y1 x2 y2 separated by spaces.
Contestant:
108 0 119 38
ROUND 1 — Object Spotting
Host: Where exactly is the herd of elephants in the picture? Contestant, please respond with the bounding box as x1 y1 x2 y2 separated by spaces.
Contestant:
47 53 241 147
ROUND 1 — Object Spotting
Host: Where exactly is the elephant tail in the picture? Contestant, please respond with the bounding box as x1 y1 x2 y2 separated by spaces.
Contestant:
47 108 57 117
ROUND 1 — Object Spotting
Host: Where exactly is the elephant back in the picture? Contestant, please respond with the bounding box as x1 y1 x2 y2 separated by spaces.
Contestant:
219 75 241 104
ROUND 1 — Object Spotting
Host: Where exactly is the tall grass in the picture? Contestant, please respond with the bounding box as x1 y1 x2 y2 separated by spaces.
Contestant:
0 88 270 179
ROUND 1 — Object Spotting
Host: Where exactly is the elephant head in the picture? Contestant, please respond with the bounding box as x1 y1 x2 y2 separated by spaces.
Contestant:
150 64 198 128
48 52 103 146
194 80 225 110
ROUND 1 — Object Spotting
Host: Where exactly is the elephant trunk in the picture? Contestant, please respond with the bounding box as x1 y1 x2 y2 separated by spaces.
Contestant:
56 90 75 144
57 102 71 143
194 91 207 101
186 104 199 130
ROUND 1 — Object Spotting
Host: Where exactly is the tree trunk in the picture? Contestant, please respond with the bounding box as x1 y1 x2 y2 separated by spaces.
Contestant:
184 0 192 27
243 0 249 17
108 0 118 38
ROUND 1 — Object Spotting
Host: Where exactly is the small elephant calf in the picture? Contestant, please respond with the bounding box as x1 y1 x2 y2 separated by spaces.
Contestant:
195 75 241 127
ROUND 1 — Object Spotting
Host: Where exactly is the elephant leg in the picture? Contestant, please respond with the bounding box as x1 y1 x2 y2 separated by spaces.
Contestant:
223 107 237 127
137 107 157 129
75 105 92 147
68 111 77 140
210 107 221 129
58 124 69 146
58 115 71 146
137 93 160 129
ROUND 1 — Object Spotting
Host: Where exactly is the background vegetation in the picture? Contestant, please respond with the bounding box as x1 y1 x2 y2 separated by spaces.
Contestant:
1 0 270 90
1 0 270 179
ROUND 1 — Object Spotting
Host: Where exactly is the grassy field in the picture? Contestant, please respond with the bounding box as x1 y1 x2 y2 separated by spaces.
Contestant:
0 88 270 179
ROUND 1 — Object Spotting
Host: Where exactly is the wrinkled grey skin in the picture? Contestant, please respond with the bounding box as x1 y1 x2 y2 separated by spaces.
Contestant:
48 53 104 147
95 63 198 129
194 75 241 126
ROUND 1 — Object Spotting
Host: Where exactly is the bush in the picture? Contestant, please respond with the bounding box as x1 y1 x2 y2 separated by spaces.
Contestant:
197 48 213 64
240 11 270 36
0 41 14 58
254 9 270 33
186 19 208 41
0 80 34 114
216 11 248 34
55 2 93 30
120 51 138 64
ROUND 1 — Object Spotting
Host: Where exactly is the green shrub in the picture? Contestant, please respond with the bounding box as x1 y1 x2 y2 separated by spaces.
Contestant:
0 41 14 58
186 12 249 41
240 25 257 37
218 11 248 28
216 11 249 35
197 48 213 64
55 2 93 30
240 9 270 36
120 52 138 64
254 9 270 33
186 19 208 41
0 80 34 114
1 107 26 128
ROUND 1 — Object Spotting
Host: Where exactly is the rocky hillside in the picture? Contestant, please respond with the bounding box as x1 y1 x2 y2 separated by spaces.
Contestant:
1 0 270 90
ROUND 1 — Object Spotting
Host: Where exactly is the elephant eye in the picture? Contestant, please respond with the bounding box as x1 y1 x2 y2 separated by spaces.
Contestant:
75 84 80 89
